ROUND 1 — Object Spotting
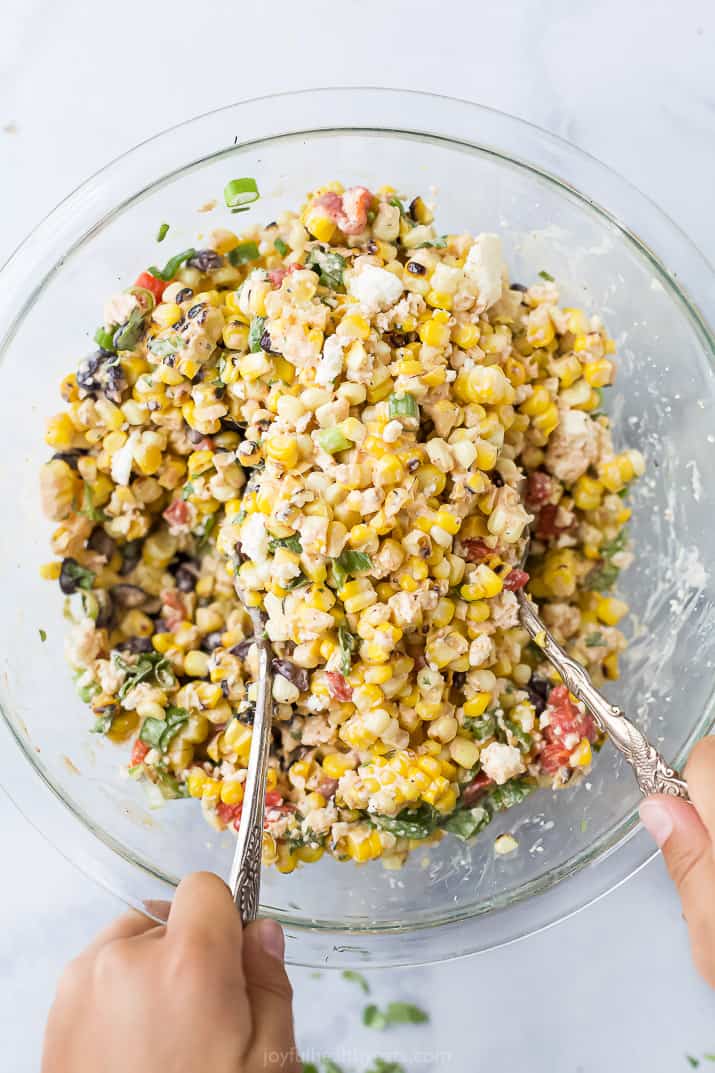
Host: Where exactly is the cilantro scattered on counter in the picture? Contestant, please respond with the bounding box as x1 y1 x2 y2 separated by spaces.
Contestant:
342 969 370 994
686 1058 700 1069
363 1002 429 1030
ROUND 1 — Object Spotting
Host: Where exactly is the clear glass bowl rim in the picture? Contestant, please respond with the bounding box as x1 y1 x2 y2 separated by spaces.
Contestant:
1 87 714 968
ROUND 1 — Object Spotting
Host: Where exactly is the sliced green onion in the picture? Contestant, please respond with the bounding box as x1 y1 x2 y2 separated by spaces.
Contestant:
228 241 260 266
538 269 555 282
94 326 116 352
224 177 260 210
317 427 351 454
147 248 196 282
156 222 170 243
39 628 47 642
248 315 266 352
388 392 418 419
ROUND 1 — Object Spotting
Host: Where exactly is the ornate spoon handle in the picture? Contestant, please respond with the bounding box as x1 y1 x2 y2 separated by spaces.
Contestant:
516 591 689 801
228 637 273 921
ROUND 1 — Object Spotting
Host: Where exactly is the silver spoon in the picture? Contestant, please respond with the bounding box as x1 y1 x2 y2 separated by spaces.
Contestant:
227 596 274 922
515 535 689 801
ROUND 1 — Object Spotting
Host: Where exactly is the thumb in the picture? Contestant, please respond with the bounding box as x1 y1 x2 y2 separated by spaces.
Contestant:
640 794 715 985
243 919 300 1073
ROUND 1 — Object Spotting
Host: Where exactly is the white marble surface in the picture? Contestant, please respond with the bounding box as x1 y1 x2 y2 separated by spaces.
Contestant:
1 1 714 1069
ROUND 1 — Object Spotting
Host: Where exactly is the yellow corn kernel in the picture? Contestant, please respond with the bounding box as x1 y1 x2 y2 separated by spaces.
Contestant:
467 601 490 623
220 779 245 805
187 769 208 798
201 777 221 801
419 316 451 349
45 412 76 449
461 564 503 601
153 302 182 329
520 384 551 417
595 596 628 626
583 358 613 388
305 208 336 243
449 736 480 769
526 310 555 347
322 752 357 779
573 475 604 512
346 829 383 862
543 548 577 598
570 738 592 768
463 693 491 718
454 366 513 405
452 322 480 349
152 632 174 655
184 650 210 677
341 311 370 339
425 289 453 311
40 560 62 580
433 786 458 814
264 434 299 468
603 652 619 680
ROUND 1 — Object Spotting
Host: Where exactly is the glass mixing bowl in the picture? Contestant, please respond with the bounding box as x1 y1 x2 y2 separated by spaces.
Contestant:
1 88 714 968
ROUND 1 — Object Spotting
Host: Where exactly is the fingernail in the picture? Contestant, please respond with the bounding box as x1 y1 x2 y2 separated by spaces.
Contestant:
259 918 285 961
639 799 674 848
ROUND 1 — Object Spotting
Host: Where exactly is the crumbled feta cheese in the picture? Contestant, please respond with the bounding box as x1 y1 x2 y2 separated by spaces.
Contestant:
315 335 345 386
382 419 403 443
103 292 138 329
465 233 506 310
240 513 269 563
480 742 525 785
545 409 599 483
348 264 403 313
469 634 494 667
111 431 139 487
430 263 464 295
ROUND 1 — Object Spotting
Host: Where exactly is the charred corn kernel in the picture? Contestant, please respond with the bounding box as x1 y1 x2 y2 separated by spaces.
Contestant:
570 738 592 768
603 652 619 679
449 736 480 769
504 356 527 387
305 208 336 243
595 596 628 625
45 413 75 449
452 322 480 349
527 308 555 347
467 601 490 623
184 650 209 677
463 693 491 718
573 475 603 511
434 787 458 814
543 548 578 598
220 780 245 805
40 560 62 580
152 632 174 654
153 302 182 328
419 315 451 348
426 289 453 311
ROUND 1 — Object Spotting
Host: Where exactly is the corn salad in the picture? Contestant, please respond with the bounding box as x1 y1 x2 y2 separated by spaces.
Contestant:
40 181 643 871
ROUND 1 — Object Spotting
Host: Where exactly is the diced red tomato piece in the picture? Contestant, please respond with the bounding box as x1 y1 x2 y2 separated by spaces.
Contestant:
265 790 284 808
317 777 339 799
535 503 575 541
503 568 529 591
525 471 553 508
161 588 187 631
134 271 167 303
268 264 299 287
325 672 353 702
545 684 597 744
539 742 573 775
130 739 150 766
216 801 242 828
163 499 190 528
461 771 493 806
314 187 373 236
463 539 491 563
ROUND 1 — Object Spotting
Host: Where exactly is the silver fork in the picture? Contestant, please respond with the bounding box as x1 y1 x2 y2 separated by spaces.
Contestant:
514 542 689 800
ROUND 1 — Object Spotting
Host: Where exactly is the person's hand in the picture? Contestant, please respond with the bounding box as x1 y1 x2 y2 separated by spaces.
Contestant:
42 871 299 1073
640 736 715 987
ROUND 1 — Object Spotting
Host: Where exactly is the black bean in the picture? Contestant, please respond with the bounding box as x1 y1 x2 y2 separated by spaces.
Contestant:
511 282 528 293
490 470 505 487
407 458 421 473
174 564 199 592
220 679 230 698
526 675 550 715
119 540 142 576
76 350 127 405
116 637 153 654
92 591 115 629
230 639 255 660
51 450 87 470
59 558 84 595
260 329 278 354
201 631 224 653
452 671 467 690
187 249 224 272
87 527 116 561
366 240 379 254
175 287 193 303
406 260 426 275
240 704 256 727
221 418 247 433
272 658 309 693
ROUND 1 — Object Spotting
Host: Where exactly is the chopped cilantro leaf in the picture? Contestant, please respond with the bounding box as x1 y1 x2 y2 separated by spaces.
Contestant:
585 631 605 648
332 550 373 589
228 241 260 266
274 237 289 256
341 969 370 993
268 534 302 555
337 625 357 676
538 269 555 282
306 246 346 290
